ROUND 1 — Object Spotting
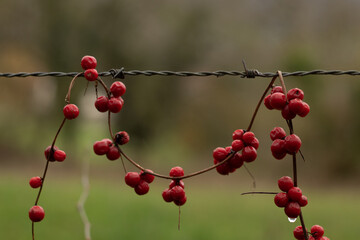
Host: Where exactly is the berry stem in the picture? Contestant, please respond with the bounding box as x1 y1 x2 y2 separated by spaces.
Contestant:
299 212 308 240
65 73 82 103
243 164 256 188
241 191 279 195
247 75 278 131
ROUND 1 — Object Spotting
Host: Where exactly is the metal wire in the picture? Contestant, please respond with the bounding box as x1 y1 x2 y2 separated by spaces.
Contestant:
1 69 360 78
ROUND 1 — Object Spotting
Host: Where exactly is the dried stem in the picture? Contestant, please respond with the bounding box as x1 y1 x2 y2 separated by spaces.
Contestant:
65 73 82 103
241 191 278 195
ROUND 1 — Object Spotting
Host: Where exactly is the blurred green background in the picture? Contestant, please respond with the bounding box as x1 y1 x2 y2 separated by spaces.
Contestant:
1 0 360 239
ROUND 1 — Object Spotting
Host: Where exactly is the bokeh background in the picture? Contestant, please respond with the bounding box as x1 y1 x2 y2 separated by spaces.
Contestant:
1 0 360 239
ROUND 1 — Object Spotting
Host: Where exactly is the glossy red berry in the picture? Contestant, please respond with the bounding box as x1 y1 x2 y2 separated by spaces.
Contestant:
242 132 255 145
84 69 98 81
134 180 149 195
278 176 294 192
274 192 289 208
174 195 187 206
281 104 296 120
140 169 155 183
242 146 257 162
231 140 244 152
298 195 308 207
93 139 112 155
311 225 324 239
44 145 58 162
171 186 185 201
115 131 130 145
169 166 184 177
110 81 126 97
284 134 302 154
106 146 120 160
125 172 141 188
81 55 97 70
271 86 284 94
264 94 274 110
228 153 244 169
95 96 109 112
29 205 45 222
298 102 310 117
287 187 303 202
232 129 245 140
162 189 173 202
250 137 259 149
63 104 79 120
53 150 66 162
29 177 42 188
169 180 185 189
284 201 301 218
293 226 307 240
289 99 305 115
270 92 287 110
215 161 231 175
108 97 123 113
271 139 287 160
287 88 304 100
213 147 228 161
270 127 286 141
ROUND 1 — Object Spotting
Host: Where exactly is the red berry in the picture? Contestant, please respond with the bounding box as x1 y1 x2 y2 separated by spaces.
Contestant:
140 169 155 183
162 189 173 202
289 99 305 115
298 102 310 117
95 96 109 112
281 104 296 120
110 81 126 97
271 139 287 160
81 56 97 70
115 131 130 145
311 225 324 239
270 127 286 141
125 172 141 188
242 132 255 145
213 147 228 161
228 153 244 169
278 176 294 192
29 205 45 222
108 97 123 113
284 201 301 218
264 94 274 110
298 195 308 207
169 166 184 177
106 146 120 160
242 146 257 162
293 226 307 240
232 129 244 140
270 92 287 110
169 180 185 189
93 139 111 155
287 88 304 100
271 86 284 94
134 180 150 195
63 104 79 120
84 69 98 81
44 145 58 162
287 187 303 202
231 140 244 152
250 137 259 149
274 192 289 208
284 134 302 154
174 195 187 206
215 161 231 175
53 150 66 162
170 185 185 201
29 177 42 188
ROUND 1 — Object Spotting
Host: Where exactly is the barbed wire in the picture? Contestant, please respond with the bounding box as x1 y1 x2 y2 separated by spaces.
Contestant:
1 69 360 79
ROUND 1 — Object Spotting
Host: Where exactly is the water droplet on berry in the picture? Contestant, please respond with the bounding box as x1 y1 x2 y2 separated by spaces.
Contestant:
288 217 297 223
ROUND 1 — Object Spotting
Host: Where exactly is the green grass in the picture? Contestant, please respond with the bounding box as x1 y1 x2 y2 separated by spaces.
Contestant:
1 174 359 240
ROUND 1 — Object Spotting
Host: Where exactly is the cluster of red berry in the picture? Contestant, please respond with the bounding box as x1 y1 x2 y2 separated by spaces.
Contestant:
264 86 310 119
212 129 258 175
294 225 329 240
125 170 155 195
270 127 302 159
274 176 308 218
95 81 126 113
81 55 98 81
162 167 187 206
93 131 129 160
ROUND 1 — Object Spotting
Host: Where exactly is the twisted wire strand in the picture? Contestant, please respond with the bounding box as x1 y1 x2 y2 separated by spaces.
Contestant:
1 69 360 78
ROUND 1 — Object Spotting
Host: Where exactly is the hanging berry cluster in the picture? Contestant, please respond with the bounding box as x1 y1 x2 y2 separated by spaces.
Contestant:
27 57 330 240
